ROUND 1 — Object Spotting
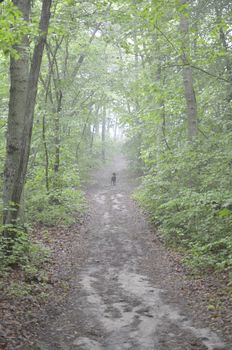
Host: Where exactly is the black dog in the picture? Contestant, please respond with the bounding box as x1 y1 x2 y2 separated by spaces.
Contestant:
111 172 116 185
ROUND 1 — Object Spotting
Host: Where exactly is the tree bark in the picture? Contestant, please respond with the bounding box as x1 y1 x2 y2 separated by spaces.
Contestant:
3 0 30 226
101 106 106 163
44 39 64 175
114 116 118 140
3 0 52 230
42 111 50 192
215 3 232 102
54 90 62 173
39 76 52 193
75 115 91 162
179 0 198 142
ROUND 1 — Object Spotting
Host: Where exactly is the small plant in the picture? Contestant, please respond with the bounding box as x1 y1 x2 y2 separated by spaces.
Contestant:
0 227 50 276
25 165 87 226
8 281 33 298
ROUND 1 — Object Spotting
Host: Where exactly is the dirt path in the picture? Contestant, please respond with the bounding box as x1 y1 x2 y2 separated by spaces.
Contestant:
33 156 230 350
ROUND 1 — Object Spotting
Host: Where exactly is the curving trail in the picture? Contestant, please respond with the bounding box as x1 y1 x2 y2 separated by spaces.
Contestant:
35 156 229 350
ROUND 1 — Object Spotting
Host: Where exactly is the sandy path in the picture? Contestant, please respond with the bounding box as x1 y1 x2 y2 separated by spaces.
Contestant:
34 156 229 350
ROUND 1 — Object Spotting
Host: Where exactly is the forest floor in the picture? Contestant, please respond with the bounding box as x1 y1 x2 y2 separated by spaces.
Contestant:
1 155 232 350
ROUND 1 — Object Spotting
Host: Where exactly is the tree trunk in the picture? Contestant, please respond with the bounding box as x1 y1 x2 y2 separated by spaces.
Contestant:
94 104 100 137
3 0 30 226
215 3 232 103
179 0 198 142
114 117 118 140
101 106 106 163
90 125 95 154
3 0 52 232
42 112 50 192
40 76 52 193
75 115 91 162
43 40 64 175
156 48 170 151
54 91 62 173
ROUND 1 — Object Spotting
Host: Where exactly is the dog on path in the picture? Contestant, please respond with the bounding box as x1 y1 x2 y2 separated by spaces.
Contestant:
111 172 116 185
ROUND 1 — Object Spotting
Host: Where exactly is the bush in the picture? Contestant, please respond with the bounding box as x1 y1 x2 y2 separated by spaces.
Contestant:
133 139 232 271
26 188 86 226
25 163 87 226
0 229 50 273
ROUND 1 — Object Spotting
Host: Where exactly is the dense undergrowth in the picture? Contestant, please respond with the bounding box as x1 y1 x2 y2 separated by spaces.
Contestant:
131 139 232 278
25 164 87 227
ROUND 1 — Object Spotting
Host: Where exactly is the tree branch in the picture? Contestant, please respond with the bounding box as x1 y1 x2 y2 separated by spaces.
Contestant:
163 63 231 83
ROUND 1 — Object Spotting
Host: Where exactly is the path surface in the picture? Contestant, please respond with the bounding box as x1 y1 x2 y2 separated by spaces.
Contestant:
35 156 229 350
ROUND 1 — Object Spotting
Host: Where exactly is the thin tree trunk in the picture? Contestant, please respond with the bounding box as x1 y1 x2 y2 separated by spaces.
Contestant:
215 3 232 102
106 117 111 135
75 115 90 162
54 91 62 173
90 125 95 154
114 117 118 140
40 76 52 193
46 41 65 174
156 51 170 151
95 121 100 137
102 106 106 163
94 104 100 137
42 112 49 192
179 0 198 142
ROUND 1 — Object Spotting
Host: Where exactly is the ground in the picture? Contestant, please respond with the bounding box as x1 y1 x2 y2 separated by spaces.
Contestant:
1 155 232 349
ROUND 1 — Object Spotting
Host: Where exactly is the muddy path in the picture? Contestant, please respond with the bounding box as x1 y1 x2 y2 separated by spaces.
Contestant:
34 156 230 350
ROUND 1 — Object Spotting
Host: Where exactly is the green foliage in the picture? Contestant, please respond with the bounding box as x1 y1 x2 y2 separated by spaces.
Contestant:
25 165 87 226
0 0 30 56
6 281 33 298
26 188 86 226
0 229 50 274
1 0 232 279
116 0 232 275
187 238 232 270
0 0 122 274
134 137 232 271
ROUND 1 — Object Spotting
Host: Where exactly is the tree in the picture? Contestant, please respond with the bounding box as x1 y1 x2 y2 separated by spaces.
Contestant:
3 0 52 236
179 0 198 141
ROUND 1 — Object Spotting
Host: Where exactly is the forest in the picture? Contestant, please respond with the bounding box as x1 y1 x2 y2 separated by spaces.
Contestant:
0 0 232 349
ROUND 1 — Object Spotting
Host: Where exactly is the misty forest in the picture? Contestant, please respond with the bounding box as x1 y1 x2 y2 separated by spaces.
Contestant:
0 1 232 349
